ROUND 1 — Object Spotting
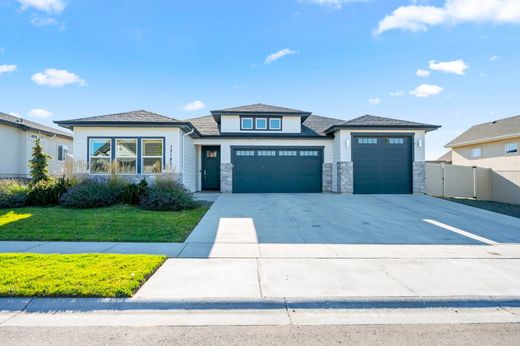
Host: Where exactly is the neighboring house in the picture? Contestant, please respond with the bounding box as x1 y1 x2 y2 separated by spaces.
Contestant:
54 104 439 194
430 150 452 164
445 115 520 170
0 112 73 178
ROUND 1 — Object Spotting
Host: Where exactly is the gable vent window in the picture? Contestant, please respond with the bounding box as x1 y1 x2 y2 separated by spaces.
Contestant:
240 116 283 131
241 118 253 130
255 118 267 130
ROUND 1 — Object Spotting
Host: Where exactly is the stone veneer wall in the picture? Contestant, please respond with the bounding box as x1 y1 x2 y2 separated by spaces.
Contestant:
220 163 233 193
322 163 333 192
73 172 182 184
413 161 426 194
336 161 353 194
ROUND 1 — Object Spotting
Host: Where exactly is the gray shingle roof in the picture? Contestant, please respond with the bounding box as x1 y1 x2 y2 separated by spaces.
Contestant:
325 115 440 133
56 110 179 124
211 103 310 115
436 151 452 162
187 114 344 137
446 115 520 147
0 112 72 139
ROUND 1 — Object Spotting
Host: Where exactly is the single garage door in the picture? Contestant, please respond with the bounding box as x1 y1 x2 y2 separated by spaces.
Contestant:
352 135 413 194
232 147 323 193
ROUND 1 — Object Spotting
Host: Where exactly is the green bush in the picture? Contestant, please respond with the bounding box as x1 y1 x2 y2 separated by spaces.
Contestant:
27 176 70 206
120 179 148 205
140 179 198 211
59 180 121 208
0 180 30 208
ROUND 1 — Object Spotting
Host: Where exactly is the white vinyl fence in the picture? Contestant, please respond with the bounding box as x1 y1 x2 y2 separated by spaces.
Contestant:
426 163 520 205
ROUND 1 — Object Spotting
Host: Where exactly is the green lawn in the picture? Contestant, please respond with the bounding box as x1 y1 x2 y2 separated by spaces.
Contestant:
0 253 165 297
0 205 208 242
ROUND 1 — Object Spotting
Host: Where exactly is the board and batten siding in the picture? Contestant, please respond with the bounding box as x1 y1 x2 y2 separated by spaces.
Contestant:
181 133 197 192
220 115 302 133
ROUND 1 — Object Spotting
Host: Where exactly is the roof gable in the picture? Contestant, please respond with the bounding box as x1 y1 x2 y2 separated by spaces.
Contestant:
211 103 310 115
325 115 440 133
0 112 72 139
446 115 520 147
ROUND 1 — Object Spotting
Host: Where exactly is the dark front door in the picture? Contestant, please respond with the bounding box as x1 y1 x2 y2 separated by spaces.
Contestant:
201 146 220 190
352 135 413 194
232 147 323 193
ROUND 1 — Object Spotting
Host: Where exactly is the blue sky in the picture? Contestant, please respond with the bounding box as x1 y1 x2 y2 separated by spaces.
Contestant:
1 0 520 159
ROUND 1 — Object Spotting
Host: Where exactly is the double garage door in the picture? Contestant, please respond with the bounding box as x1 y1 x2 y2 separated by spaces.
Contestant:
232 147 323 193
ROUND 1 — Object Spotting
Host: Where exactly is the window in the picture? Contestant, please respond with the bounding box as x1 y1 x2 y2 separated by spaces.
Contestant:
255 118 267 130
57 144 68 162
505 143 518 154
269 118 281 130
358 138 377 144
471 148 481 158
241 118 253 130
142 139 163 174
89 139 111 174
300 150 319 157
115 139 137 174
385 138 404 144
236 150 255 156
279 150 297 156
257 150 276 156
206 150 218 158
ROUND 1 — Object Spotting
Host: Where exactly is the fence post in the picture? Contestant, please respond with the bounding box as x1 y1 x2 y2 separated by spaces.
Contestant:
441 163 445 197
472 166 477 199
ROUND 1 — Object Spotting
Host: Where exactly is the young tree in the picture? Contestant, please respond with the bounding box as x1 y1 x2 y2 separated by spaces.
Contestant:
29 137 50 184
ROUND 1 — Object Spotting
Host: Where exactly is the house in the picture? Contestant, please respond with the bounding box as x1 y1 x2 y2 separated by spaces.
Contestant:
0 112 73 178
445 115 520 170
431 150 452 164
54 104 439 194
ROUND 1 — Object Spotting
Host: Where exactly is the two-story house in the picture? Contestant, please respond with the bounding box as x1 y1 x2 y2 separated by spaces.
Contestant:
55 103 439 194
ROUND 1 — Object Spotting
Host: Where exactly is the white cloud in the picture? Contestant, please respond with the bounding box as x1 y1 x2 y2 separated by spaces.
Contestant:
0 64 17 74
181 101 205 112
368 98 381 105
31 68 86 87
389 90 405 97
264 48 297 64
416 69 431 77
30 17 58 26
429 59 469 75
302 0 367 10
28 108 52 118
17 0 65 14
375 0 520 35
410 84 444 97
489 54 501 61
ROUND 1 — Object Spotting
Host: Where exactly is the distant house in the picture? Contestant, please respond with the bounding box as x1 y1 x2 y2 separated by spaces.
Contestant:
445 115 519 170
429 150 452 164
0 112 73 178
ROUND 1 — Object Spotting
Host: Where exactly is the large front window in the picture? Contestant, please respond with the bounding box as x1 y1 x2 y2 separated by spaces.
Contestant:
89 138 111 174
142 139 164 174
115 139 137 174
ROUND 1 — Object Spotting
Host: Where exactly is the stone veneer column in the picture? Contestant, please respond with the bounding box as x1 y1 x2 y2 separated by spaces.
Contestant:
322 163 333 192
413 161 426 194
220 163 233 193
337 161 353 194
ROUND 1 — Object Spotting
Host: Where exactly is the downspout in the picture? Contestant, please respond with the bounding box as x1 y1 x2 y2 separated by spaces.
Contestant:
181 127 195 186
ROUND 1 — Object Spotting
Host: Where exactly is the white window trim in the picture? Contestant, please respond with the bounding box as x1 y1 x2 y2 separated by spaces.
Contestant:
505 142 518 155
115 139 138 175
255 118 268 130
57 144 68 162
141 138 164 175
89 138 112 175
471 147 482 158
241 117 253 130
269 118 281 130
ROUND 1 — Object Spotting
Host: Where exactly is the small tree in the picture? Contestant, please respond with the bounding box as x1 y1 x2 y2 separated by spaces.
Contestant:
29 138 50 185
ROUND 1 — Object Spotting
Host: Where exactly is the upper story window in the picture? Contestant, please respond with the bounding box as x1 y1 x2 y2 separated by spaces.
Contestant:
240 116 283 131
505 143 518 154
471 147 481 158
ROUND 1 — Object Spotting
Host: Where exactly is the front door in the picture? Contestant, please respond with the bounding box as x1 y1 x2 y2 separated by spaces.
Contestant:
201 146 221 190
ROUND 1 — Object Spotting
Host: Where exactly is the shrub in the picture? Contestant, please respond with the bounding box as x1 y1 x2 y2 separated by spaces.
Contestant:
0 180 30 208
27 176 70 206
140 179 198 211
29 138 50 185
120 179 148 205
59 180 121 208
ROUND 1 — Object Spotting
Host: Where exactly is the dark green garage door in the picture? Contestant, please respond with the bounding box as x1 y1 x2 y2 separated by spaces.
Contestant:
352 135 413 194
232 147 323 193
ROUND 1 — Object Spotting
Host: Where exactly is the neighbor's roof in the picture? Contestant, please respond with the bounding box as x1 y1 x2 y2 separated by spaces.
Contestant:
436 150 452 162
0 112 72 139
445 115 520 147
211 103 311 115
325 115 440 134
187 114 344 137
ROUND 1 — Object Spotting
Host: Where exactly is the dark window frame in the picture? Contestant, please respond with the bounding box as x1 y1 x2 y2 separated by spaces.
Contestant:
239 115 283 131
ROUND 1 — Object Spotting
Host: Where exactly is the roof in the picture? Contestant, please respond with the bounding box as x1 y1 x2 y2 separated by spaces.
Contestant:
187 114 344 137
0 112 72 139
211 103 310 115
325 115 440 134
436 150 452 162
445 115 520 147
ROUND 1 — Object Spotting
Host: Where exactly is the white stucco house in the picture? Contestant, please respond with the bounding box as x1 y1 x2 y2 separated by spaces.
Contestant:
0 112 73 179
54 104 439 194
